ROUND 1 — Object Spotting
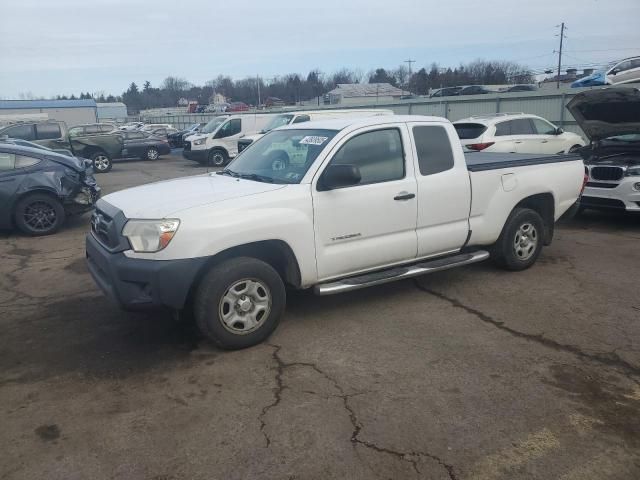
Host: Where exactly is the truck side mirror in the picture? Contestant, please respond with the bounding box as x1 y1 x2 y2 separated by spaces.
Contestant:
319 164 361 190
555 127 564 135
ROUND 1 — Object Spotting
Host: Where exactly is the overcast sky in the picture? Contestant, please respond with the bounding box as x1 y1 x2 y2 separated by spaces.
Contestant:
0 0 638 98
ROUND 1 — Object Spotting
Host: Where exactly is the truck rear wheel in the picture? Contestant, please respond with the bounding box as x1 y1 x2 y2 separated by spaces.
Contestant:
194 257 286 349
492 207 544 271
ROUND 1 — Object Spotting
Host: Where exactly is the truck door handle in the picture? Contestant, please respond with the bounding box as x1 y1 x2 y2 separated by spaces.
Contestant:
541 140 548 143
514 141 522 144
394 192 415 201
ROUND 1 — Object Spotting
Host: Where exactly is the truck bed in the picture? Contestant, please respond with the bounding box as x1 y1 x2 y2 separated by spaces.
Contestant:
465 152 581 172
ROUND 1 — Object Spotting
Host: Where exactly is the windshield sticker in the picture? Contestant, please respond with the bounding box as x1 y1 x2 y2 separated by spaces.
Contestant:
299 136 329 146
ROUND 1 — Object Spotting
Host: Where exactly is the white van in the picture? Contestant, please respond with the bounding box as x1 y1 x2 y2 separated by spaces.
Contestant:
236 109 393 153
183 114 274 166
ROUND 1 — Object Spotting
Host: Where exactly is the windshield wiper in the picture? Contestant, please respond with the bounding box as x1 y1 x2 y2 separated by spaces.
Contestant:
237 173 275 183
216 169 240 177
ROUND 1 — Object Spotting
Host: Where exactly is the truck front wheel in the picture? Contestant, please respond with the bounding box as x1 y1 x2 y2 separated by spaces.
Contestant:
208 149 228 167
492 207 544 271
194 257 286 349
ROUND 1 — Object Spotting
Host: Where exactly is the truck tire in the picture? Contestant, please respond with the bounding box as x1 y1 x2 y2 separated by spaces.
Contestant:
14 193 65 236
208 149 228 167
194 257 286 349
90 152 112 173
492 207 544 271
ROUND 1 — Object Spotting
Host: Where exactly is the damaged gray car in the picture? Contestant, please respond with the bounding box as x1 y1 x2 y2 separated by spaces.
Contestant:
0 143 100 236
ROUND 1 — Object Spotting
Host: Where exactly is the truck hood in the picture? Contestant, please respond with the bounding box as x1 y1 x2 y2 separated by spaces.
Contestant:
566 87 640 141
102 174 286 218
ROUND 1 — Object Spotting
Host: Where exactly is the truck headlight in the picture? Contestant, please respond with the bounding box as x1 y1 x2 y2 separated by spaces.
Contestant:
193 138 206 146
122 219 180 252
626 166 640 176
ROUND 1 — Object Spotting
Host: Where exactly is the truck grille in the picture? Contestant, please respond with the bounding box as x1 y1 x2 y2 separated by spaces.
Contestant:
91 208 120 249
90 202 130 252
590 166 624 181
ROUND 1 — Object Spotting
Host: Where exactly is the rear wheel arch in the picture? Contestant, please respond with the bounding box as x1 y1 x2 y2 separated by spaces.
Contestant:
513 193 555 245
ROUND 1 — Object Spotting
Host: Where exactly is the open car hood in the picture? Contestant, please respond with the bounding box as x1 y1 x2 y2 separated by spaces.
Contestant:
567 87 640 141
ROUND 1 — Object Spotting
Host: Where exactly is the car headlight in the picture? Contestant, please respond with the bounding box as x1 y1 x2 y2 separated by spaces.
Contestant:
122 219 180 252
625 166 640 177
193 138 206 146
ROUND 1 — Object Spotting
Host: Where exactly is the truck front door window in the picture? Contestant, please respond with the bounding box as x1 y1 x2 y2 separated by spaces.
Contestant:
327 128 404 186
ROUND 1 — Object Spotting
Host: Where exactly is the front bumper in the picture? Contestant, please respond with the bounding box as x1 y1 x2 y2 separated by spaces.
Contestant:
85 233 206 310
63 184 101 215
182 148 208 163
582 180 640 212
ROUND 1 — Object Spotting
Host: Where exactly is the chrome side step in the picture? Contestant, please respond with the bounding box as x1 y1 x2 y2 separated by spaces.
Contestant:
314 250 490 296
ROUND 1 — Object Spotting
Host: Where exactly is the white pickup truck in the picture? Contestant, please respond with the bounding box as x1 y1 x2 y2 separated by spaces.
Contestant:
86 115 585 349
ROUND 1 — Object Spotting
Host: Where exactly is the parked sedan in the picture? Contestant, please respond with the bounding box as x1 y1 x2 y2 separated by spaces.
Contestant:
429 87 462 98
119 131 171 161
168 123 202 148
458 85 493 95
0 143 100 236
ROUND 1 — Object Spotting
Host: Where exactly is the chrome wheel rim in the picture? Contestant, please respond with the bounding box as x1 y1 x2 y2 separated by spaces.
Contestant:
147 149 158 160
23 201 56 231
514 222 538 261
93 155 110 171
219 279 271 335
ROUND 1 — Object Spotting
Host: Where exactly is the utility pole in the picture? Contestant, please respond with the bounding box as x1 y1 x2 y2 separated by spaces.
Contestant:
405 59 416 94
555 22 566 89
256 75 261 108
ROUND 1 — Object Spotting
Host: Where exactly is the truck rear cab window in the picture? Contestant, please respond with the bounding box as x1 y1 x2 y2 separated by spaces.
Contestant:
330 128 404 185
413 125 455 176
454 123 487 140
36 123 61 140
4 124 35 141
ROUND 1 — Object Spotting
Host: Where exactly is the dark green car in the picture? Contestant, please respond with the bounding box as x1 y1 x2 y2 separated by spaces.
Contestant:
0 121 124 173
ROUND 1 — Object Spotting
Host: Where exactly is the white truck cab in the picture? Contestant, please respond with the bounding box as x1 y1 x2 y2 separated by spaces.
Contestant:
183 114 273 166
237 109 393 153
87 115 585 350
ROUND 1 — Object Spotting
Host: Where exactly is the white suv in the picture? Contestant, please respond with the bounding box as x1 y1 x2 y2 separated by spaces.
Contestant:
453 113 585 154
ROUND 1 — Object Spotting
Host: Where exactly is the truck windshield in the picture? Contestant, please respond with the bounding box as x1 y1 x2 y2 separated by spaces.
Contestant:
260 114 294 134
201 117 227 134
219 129 338 184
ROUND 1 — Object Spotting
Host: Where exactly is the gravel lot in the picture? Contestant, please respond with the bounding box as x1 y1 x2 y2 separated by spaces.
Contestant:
1 152 640 479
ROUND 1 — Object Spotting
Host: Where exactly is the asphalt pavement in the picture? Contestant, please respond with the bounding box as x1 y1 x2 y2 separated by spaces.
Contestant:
1 152 639 479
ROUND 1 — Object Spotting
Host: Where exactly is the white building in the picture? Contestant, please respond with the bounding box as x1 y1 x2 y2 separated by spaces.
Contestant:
96 102 128 122
322 83 408 106
0 99 97 126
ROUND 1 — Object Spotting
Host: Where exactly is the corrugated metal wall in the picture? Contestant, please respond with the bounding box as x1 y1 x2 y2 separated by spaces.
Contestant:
135 84 640 139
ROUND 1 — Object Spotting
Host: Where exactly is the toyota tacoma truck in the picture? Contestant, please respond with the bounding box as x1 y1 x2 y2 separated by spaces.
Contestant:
567 87 640 213
86 115 585 349
0 121 124 174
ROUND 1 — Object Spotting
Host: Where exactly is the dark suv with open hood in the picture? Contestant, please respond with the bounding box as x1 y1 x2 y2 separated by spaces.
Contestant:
0 143 100 235
567 87 640 213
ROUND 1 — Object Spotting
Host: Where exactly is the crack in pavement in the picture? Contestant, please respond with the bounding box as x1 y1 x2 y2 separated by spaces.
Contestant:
414 281 640 379
260 344 458 479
